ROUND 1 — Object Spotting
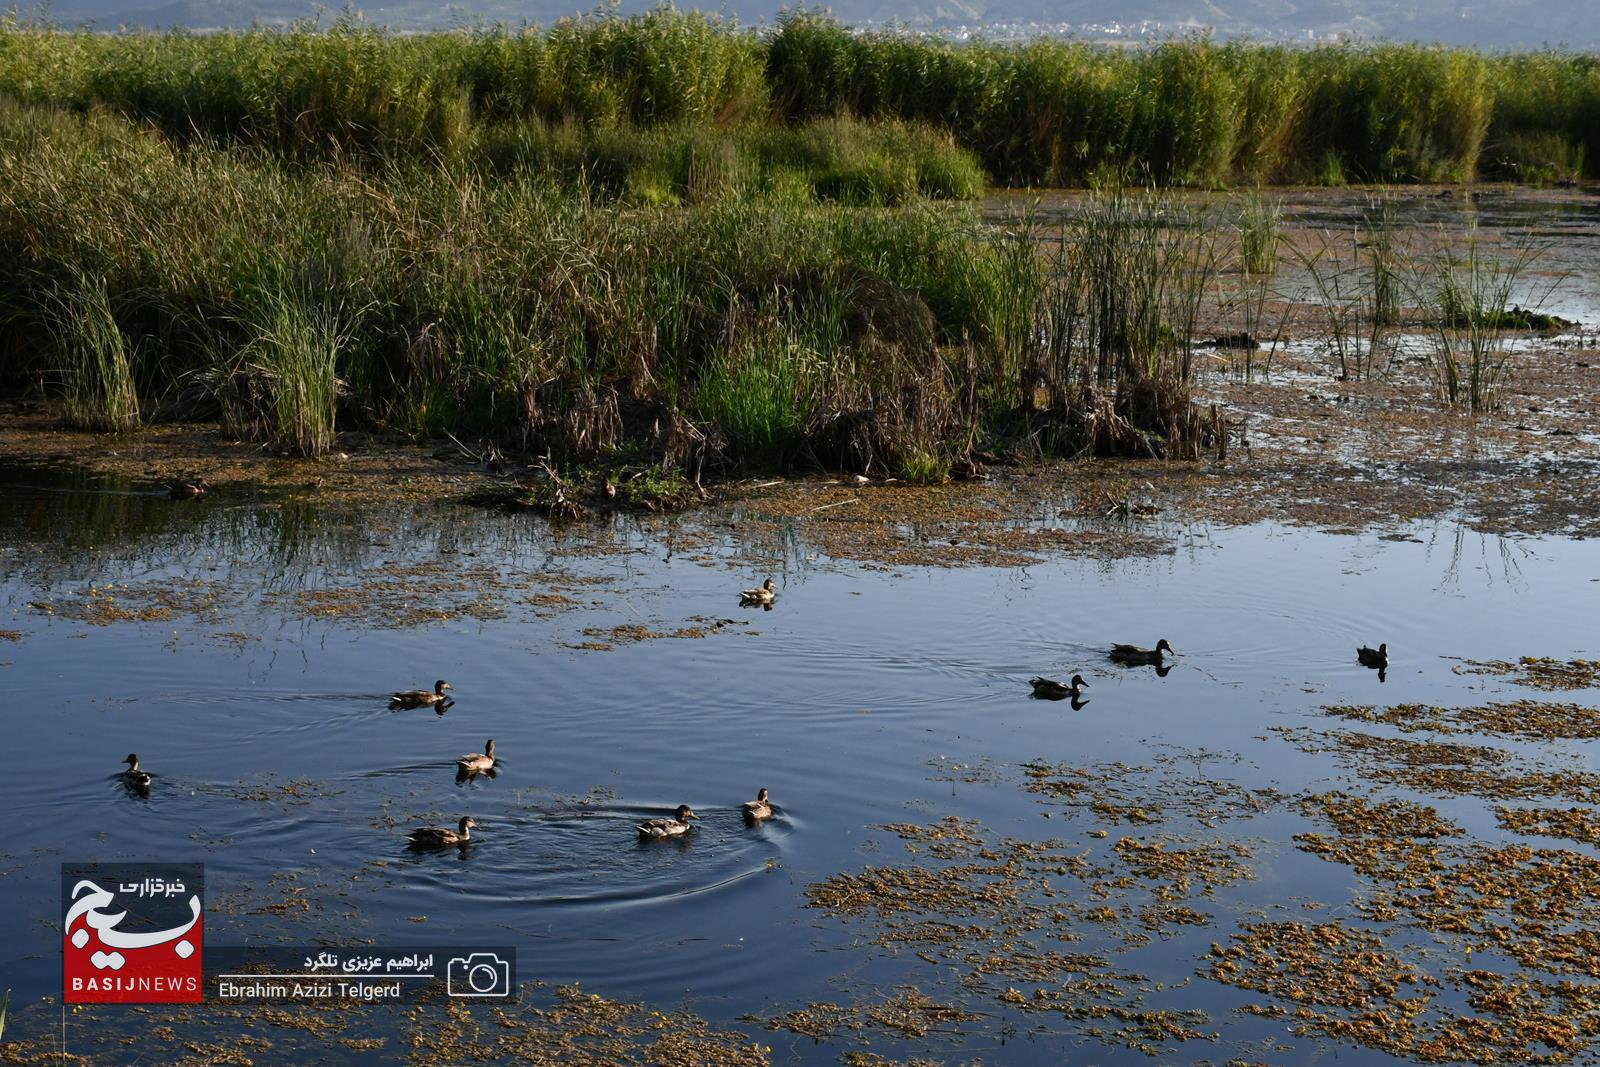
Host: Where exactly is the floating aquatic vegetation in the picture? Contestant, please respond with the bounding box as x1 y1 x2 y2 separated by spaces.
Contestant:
1297 792 1600 979
266 563 507 628
1323 700 1600 741
27 578 231 626
1275 727 1600 803
804 805 1241 1056
1495 806 1600 848
403 985 769 1066
1201 788 1600 1063
1022 758 1282 826
760 987 979 1044
1456 658 1600 692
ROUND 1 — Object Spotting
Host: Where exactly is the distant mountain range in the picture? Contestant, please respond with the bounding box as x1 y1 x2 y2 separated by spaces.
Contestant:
33 0 1600 49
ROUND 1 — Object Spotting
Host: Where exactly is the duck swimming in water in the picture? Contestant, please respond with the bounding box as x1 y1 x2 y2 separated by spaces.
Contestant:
1109 639 1174 665
638 804 699 839
1357 643 1388 669
739 579 776 607
742 789 773 822
456 740 495 774
407 815 475 849
167 477 209 499
390 680 451 710
122 753 151 789
1030 674 1088 700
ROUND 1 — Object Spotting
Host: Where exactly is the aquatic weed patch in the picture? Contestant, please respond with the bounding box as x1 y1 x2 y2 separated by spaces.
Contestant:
1275 727 1600 803
403 985 768 1066
1192 789 1600 1063
1022 758 1283 826
0 983 767 1066
26 578 232 626
267 563 507 628
803 804 1244 1055
1324 699 1600 741
758 988 980 1044
1495 807 1600 848
1457 658 1600 692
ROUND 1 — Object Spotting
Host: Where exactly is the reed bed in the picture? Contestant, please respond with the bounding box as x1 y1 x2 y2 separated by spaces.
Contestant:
0 97 1229 476
2 12 1585 481
0 13 1593 185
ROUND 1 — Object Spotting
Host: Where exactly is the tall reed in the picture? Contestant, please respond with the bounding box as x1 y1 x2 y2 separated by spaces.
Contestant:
1409 237 1547 412
47 271 141 432
0 17 1582 187
220 280 354 457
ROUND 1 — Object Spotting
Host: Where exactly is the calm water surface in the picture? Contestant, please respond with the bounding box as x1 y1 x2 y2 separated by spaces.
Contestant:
2 461 1596 1062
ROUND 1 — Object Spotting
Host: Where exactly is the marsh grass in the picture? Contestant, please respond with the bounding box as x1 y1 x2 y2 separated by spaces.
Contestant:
1236 194 1281 276
1216 278 1289 380
46 271 141 432
471 115 983 205
0 17 1587 187
1295 221 1408 383
229 284 353 456
1409 236 1551 411
1017 189 1216 459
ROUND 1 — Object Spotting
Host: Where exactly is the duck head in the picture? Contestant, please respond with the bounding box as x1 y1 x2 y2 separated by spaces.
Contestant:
675 804 699 822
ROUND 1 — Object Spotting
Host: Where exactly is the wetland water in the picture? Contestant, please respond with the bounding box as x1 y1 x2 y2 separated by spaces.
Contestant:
3 460 1599 1063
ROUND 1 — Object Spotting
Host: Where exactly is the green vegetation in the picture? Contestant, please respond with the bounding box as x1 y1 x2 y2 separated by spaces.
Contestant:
0 10 1589 480
0 12 1594 186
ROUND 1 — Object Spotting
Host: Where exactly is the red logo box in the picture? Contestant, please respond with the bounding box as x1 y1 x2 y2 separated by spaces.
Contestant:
62 864 203 1003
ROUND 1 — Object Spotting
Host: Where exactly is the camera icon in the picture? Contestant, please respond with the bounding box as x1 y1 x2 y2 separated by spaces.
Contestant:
446 952 511 997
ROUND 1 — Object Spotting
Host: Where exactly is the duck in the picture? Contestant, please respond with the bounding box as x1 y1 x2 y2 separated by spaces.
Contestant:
742 788 773 822
739 578 776 607
456 740 496 774
390 680 451 710
167 477 209 499
1357 643 1388 669
1109 639 1174 665
1030 674 1088 700
407 815 475 849
638 804 699 839
122 753 151 789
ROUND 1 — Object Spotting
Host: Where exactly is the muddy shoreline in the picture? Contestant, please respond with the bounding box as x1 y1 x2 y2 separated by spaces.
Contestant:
6 321 1599 571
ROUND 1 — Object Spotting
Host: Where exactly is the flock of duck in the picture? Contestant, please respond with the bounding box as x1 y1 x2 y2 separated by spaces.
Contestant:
114 571 1389 848
1030 638 1390 702
115 578 790 849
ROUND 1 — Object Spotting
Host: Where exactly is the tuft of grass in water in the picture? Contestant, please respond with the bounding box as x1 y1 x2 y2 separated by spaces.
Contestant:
1069 188 1215 384
46 270 141 432
1235 193 1281 276
219 280 354 457
693 316 818 459
1361 194 1404 329
1295 232 1382 382
1409 235 1552 412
